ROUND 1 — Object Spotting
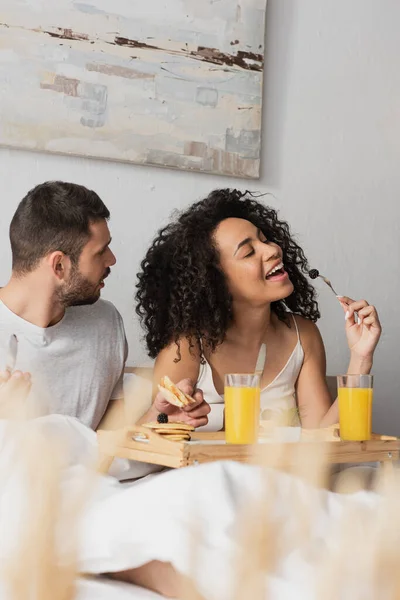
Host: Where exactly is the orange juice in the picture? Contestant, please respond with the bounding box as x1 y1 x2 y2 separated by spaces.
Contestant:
338 387 373 441
225 386 260 444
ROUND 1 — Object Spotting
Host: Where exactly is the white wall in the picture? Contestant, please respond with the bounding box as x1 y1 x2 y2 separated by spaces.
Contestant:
1 0 400 434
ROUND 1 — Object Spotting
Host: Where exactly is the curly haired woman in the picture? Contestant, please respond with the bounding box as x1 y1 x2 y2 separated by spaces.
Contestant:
136 189 381 429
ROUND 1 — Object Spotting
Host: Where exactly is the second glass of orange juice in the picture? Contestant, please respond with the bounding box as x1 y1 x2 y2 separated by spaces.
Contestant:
337 374 373 441
225 374 260 444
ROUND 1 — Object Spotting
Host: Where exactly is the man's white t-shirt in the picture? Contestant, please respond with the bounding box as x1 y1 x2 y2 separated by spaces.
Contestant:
0 299 127 429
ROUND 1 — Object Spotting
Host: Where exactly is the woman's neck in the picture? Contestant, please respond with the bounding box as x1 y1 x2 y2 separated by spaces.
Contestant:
227 301 273 348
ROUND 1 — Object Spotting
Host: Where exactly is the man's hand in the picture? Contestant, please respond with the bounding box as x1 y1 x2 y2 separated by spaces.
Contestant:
152 378 210 428
0 370 31 418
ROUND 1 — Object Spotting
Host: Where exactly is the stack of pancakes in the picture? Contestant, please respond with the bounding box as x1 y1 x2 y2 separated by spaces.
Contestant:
142 421 194 442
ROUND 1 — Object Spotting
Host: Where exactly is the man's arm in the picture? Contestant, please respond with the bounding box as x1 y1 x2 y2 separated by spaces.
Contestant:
0 370 32 419
96 398 126 431
97 323 129 432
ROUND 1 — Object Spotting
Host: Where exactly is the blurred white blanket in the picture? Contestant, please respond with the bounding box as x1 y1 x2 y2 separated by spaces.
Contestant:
0 416 382 600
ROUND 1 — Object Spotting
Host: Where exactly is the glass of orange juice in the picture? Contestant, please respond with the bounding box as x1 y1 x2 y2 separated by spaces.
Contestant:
337 374 373 441
224 374 260 444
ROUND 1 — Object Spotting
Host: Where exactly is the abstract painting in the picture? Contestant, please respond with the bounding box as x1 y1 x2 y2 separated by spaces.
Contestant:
0 1 267 178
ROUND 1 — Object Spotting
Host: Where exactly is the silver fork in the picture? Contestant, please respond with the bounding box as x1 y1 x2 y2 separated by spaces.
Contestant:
319 275 339 297
309 270 354 313
308 269 341 298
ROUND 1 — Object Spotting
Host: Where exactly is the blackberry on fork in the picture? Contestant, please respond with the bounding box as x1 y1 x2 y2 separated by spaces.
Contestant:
308 269 320 280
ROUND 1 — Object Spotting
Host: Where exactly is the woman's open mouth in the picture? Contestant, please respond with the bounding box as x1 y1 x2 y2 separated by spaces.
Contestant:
265 262 288 282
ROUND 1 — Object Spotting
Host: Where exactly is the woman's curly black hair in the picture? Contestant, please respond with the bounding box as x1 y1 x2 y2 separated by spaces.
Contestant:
136 189 320 359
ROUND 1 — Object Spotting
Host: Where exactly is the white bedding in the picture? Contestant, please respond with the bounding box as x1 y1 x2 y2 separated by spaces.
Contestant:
77 578 163 600
0 416 383 600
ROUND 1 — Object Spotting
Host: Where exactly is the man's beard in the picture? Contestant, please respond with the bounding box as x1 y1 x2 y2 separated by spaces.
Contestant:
58 266 109 307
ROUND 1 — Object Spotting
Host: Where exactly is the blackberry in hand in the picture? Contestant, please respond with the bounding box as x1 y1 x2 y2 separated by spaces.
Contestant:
157 413 169 424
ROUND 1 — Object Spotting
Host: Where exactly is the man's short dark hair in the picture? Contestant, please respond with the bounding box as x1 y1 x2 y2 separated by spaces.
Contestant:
10 181 110 274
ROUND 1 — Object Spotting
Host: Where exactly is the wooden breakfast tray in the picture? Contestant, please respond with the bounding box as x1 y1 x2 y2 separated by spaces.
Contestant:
97 424 400 474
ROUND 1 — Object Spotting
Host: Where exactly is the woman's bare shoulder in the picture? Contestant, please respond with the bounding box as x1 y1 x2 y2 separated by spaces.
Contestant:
291 315 324 352
154 336 202 383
